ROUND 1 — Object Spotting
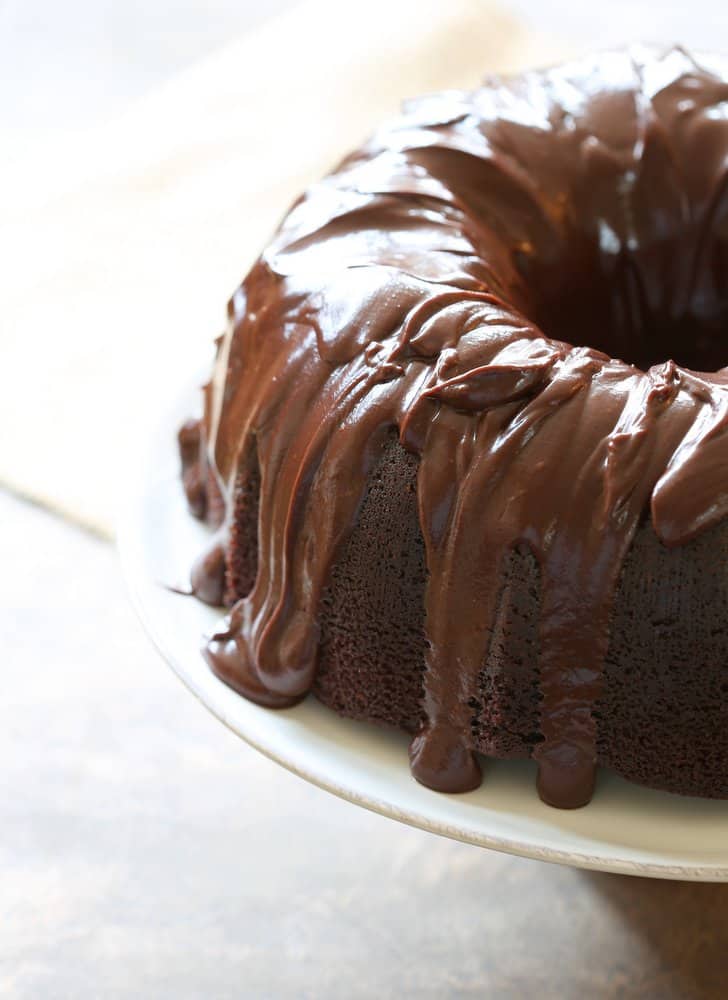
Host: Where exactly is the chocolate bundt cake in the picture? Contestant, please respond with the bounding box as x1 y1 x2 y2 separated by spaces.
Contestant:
180 46 728 808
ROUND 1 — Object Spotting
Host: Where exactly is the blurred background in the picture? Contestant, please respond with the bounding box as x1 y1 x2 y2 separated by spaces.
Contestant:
3 2 728 997
2 0 728 143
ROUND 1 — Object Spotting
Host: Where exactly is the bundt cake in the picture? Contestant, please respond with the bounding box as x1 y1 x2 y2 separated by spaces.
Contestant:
179 45 728 808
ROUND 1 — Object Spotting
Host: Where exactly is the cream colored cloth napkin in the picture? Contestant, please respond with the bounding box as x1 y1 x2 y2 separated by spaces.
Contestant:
0 0 565 537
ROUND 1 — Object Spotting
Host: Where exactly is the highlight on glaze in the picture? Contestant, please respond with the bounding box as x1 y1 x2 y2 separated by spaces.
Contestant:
180 46 728 808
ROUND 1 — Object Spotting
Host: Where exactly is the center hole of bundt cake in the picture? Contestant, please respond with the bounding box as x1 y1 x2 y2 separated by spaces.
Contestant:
521 247 728 373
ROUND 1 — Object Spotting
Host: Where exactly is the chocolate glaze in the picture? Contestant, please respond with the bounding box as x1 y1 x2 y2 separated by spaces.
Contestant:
182 46 728 808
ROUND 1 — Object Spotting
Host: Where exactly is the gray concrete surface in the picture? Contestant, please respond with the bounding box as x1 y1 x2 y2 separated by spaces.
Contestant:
3 494 728 998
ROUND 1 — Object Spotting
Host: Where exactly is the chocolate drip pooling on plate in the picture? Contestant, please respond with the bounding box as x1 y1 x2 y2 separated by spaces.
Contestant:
183 46 728 808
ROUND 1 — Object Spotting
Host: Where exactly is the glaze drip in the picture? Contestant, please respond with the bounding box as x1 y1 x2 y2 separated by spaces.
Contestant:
182 46 728 807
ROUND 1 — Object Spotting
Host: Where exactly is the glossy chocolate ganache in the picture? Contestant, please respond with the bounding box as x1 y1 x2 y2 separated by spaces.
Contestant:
180 46 728 808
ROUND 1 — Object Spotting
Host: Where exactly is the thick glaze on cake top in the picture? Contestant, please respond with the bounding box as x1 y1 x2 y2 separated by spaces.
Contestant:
183 46 728 808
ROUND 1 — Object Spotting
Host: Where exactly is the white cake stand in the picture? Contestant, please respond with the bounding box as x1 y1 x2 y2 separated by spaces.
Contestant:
118 380 728 882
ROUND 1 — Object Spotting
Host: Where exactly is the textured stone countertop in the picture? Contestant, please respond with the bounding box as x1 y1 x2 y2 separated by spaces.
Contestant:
3 487 728 998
